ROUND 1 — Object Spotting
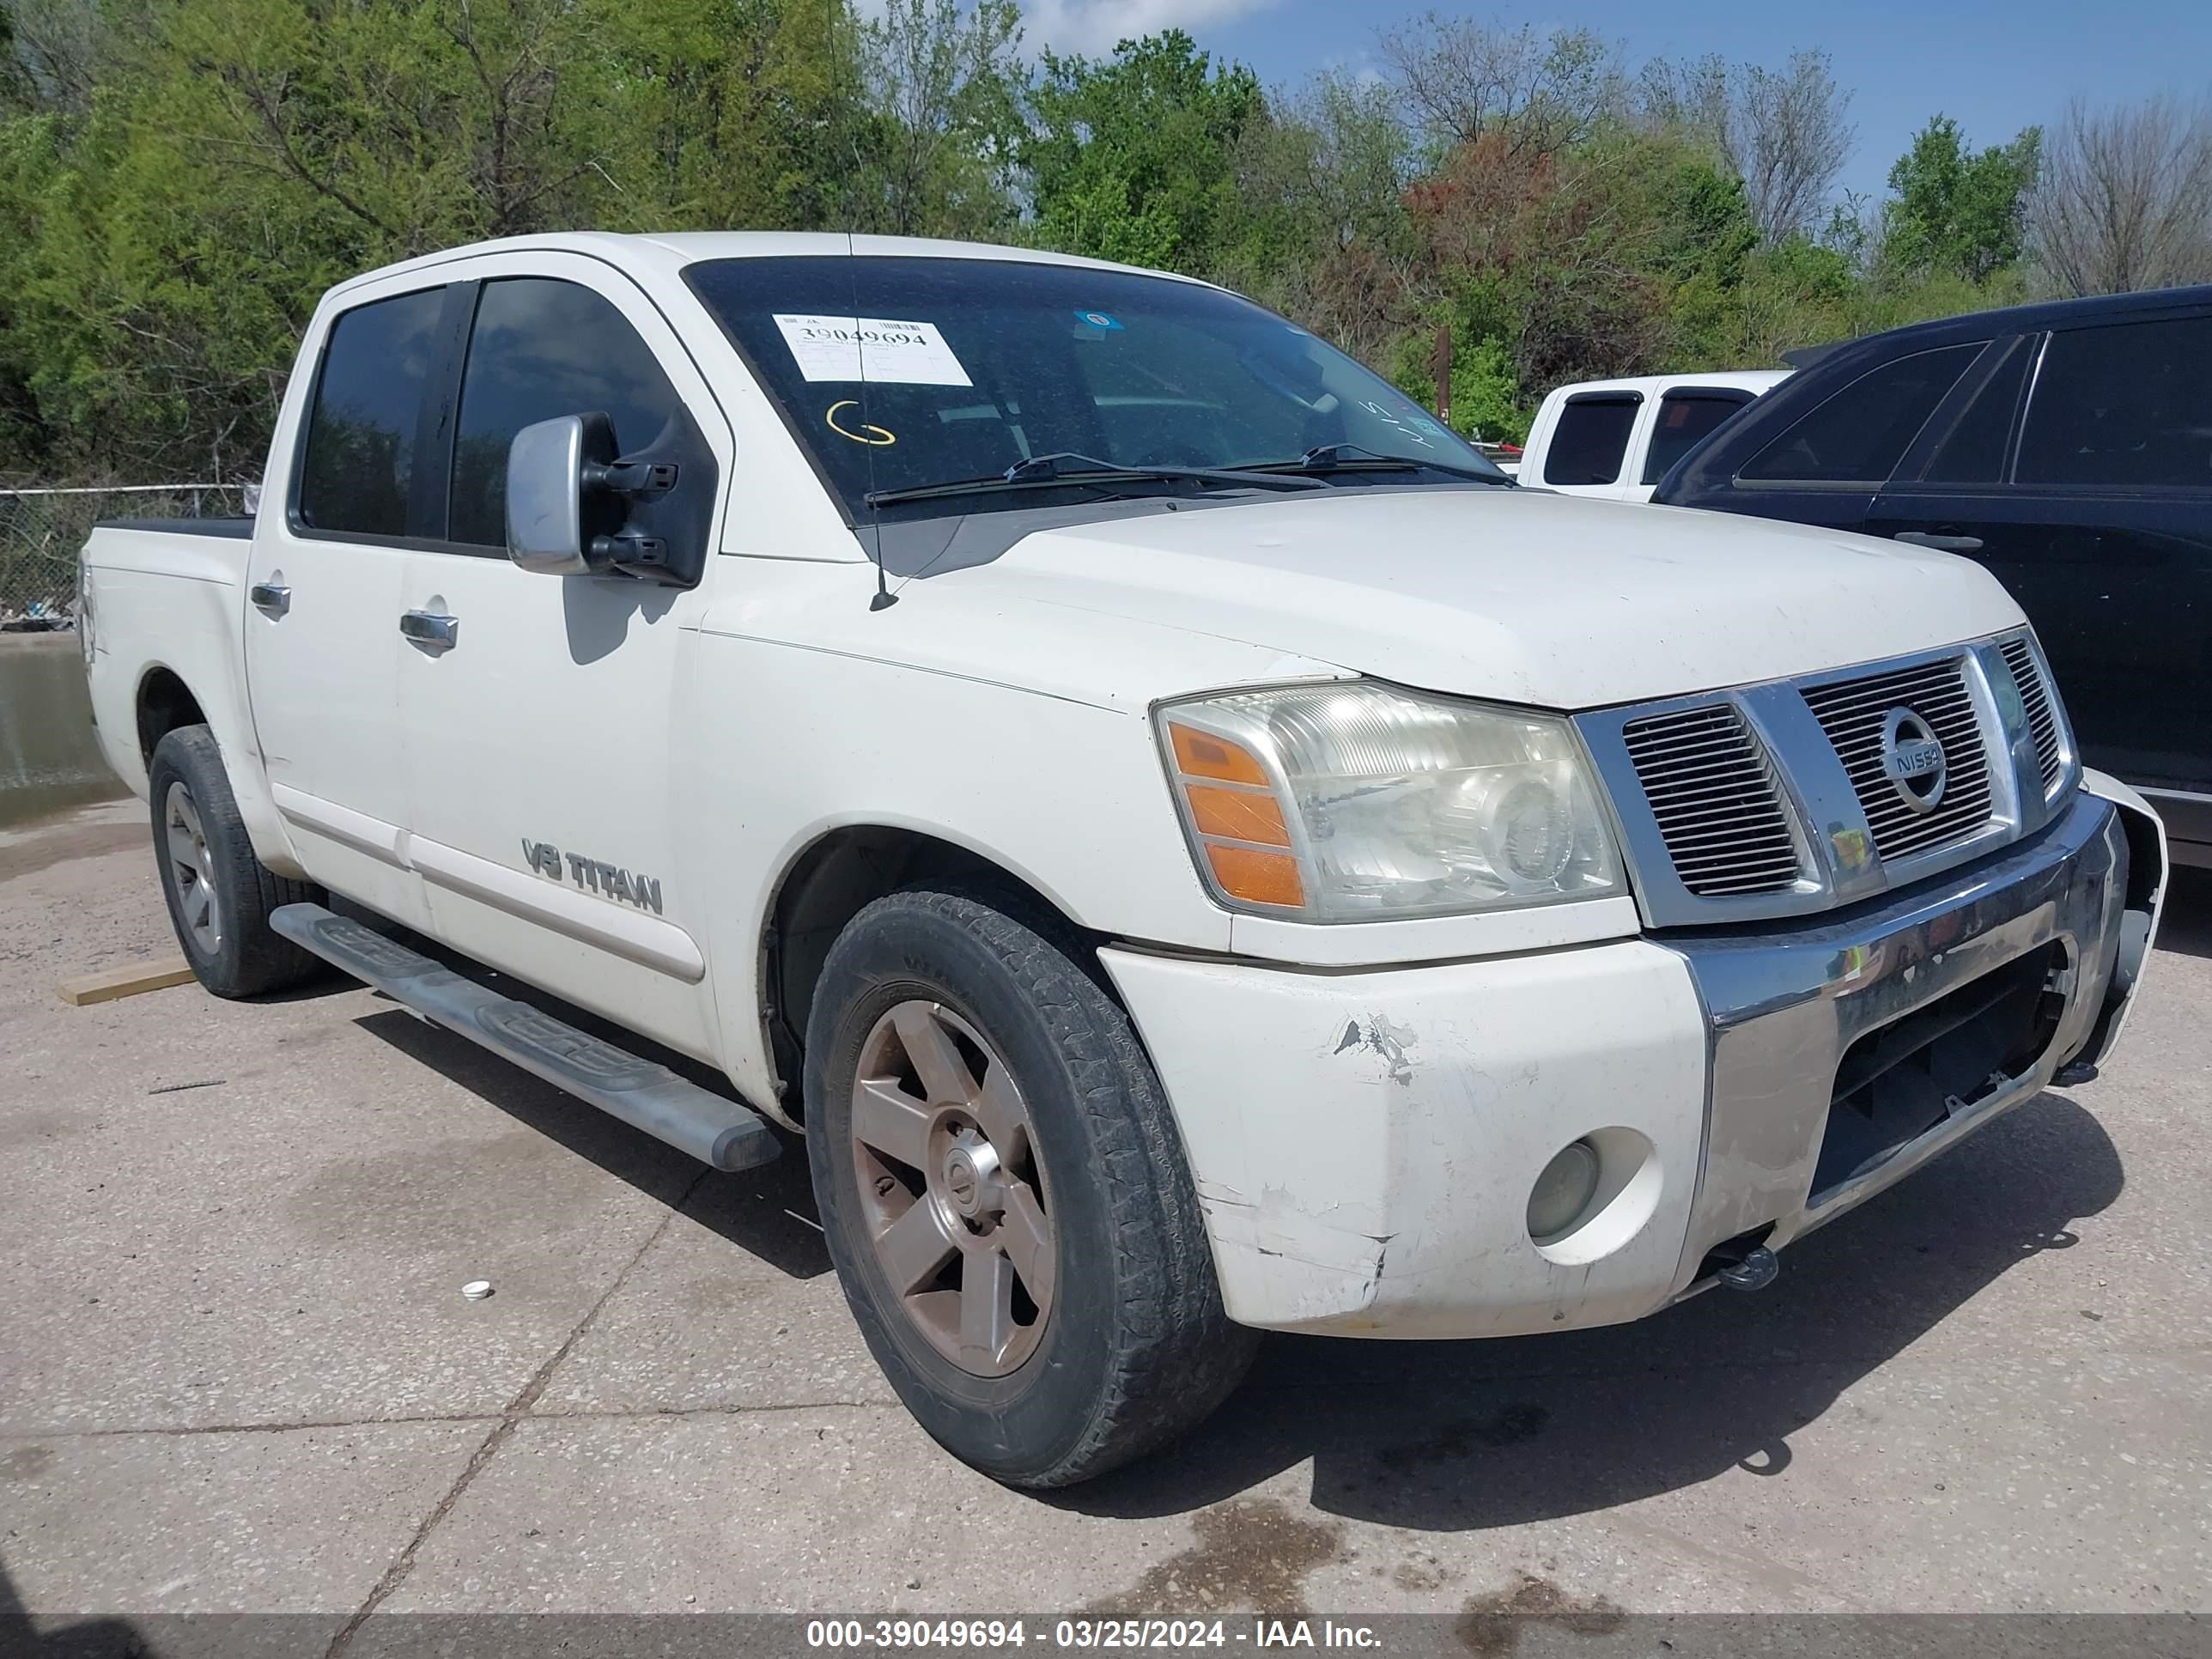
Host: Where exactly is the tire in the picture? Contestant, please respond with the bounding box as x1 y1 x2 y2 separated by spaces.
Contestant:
804 883 1257 1487
147 725 325 999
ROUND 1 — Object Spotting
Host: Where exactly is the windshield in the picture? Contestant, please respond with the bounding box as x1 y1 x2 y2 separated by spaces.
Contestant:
684 255 1504 519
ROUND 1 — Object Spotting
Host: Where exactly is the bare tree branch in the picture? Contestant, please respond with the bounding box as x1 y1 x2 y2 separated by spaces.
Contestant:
1640 49 1852 241
2030 95 2212 296
1380 14 1623 161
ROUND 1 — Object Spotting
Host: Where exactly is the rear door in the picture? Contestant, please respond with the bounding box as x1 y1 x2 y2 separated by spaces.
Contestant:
1632 386 1757 501
394 252 732 1057
1869 312 2212 793
245 283 459 929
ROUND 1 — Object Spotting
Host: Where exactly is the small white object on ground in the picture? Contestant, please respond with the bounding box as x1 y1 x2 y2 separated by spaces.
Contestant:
460 1280 493 1301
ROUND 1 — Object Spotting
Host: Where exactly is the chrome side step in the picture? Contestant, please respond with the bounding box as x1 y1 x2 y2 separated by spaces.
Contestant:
270 902 781 1172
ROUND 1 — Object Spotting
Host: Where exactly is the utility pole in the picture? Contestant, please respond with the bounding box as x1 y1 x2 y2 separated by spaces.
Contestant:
1430 325 1453 427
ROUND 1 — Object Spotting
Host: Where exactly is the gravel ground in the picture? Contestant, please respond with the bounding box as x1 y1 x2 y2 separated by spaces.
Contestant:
1 798 2207 1648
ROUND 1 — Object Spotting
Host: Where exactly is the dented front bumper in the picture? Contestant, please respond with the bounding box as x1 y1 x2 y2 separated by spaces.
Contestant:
1101 775 2166 1340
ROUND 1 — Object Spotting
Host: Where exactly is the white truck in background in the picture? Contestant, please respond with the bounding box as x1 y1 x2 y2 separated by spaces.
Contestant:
1519 370 1791 499
79 233 2164 1487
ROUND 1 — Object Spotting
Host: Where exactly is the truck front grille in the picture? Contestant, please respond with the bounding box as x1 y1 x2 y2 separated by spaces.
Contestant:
1999 635 2063 793
1620 704 1800 897
1801 656 1994 863
1578 630 2075 927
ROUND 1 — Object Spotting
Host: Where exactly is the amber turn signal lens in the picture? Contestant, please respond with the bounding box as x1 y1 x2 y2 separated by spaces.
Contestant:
1185 783 1292 848
1204 842 1304 908
1167 721 1272 787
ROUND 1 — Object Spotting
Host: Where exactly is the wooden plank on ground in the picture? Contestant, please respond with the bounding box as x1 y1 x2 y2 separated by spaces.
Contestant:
57 956 196 1006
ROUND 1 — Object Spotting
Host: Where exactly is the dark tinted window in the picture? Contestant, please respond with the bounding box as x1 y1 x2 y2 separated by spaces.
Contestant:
1543 395 1640 485
449 278 687 547
297 289 446 538
2016 316 2212 489
1641 389 1754 483
1919 341 2031 483
685 256 1500 520
1741 343 1983 484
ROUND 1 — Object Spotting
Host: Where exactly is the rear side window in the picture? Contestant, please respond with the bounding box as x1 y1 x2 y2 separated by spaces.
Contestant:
1543 395 1641 485
448 278 688 547
1641 389 1754 483
296 289 447 538
2016 316 2212 489
1741 343 1983 485
1917 340 2032 484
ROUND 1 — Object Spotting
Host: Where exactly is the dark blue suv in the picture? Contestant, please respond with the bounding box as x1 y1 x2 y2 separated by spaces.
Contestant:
1654 285 2212 869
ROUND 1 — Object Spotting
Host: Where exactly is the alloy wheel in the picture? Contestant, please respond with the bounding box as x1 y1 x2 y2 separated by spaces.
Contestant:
163 781 222 957
849 1000 1056 1376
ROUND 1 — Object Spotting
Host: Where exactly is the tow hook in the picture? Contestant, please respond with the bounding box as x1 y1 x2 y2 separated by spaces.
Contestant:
1717 1246 1779 1292
1698 1227 1780 1293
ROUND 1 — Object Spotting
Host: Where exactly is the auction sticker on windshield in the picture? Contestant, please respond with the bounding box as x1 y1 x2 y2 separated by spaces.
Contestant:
773 314 973 386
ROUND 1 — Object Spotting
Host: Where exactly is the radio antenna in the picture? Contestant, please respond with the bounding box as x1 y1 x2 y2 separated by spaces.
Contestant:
831 17 893 610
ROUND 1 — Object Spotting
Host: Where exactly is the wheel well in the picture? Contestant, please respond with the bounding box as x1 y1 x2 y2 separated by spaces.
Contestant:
764 827 1095 1116
136 668 205 763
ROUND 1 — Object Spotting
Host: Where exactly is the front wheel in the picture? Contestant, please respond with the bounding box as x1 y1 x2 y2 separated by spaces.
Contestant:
804 884 1256 1487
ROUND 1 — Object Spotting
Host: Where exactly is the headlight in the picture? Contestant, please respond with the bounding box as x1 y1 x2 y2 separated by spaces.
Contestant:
1156 680 1621 921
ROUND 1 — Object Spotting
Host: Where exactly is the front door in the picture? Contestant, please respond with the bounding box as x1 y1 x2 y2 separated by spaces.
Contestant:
1871 314 2212 793
394 256 732 1058
1712 341 1990 538
244 283 457 930
1534 391 1644 499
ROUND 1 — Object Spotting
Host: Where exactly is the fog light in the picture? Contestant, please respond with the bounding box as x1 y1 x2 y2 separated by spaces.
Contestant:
1528 1138 1601 1243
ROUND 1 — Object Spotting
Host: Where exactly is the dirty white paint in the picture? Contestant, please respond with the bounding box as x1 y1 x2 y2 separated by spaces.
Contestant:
1103 941 1709 1337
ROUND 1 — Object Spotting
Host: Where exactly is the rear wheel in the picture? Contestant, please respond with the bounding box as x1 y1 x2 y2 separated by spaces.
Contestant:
804 884 1256 1487
148 726 324 999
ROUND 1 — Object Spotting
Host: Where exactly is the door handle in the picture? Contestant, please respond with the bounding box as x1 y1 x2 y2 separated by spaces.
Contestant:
1892 531 1984 552
249 581 290 615
399 610 459 647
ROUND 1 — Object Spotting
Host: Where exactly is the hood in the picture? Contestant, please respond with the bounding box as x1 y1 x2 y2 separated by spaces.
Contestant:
938 488 2027 710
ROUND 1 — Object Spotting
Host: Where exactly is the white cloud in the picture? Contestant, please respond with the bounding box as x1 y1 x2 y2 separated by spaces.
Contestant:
1019 0 1281 58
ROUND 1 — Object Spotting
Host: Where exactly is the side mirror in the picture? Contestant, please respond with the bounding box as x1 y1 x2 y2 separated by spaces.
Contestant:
507 412 686 580
506 413 599 575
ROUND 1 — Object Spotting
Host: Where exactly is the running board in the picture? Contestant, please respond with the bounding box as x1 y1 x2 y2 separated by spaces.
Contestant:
271 902 780 1172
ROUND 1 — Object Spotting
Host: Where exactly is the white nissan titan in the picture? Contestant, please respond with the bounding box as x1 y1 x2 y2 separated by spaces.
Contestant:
79 233 2167 1486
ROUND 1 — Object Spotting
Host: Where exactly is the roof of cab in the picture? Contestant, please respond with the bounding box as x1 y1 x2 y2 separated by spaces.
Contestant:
323 229 1209 305
1544 369 1793 401
1788 282 2212 367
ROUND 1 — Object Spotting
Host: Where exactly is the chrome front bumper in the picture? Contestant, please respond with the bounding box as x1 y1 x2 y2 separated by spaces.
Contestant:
1102 777 2164 1340
1662 780 2160 1296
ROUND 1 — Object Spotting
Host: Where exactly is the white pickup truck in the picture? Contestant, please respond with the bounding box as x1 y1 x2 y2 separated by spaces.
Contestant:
1518 369 1790 499
80 232 2166 1487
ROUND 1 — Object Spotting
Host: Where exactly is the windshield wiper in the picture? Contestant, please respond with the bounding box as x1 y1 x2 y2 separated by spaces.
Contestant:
1236 442 1512 483
863 450 1326 509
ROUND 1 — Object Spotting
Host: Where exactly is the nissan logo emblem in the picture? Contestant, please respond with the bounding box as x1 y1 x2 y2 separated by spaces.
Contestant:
1881 707 1948 813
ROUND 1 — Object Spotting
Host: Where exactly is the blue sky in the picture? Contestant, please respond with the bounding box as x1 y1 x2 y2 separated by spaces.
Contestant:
1018 0 2212 207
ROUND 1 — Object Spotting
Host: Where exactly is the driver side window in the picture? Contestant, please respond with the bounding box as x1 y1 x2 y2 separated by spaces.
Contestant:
447 277 688 548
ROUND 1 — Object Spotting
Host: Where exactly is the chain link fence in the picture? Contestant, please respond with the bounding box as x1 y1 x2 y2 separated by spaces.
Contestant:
1 485 252 628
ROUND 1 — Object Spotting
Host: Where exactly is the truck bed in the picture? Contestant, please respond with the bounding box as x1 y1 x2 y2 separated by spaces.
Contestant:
95 517 253 538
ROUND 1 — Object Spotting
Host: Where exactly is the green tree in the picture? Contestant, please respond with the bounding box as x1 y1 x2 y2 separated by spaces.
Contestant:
1023 31 1262 273
851 0 1024 238
1220 72 1419 363
1884 115 2042 283
0 0 878 477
